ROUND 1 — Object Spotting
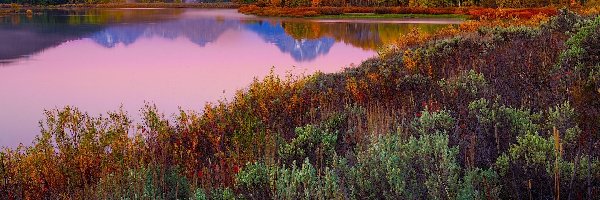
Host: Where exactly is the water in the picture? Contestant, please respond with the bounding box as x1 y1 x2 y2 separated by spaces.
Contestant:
0 8 460 147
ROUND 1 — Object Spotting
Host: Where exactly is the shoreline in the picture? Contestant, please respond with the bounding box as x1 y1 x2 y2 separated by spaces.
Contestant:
2 3 561 20
311 13 469 20
238 5 559 19
0 2 239 10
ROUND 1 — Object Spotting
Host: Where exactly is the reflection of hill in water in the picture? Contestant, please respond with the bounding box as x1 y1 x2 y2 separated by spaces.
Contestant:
0 25 103 63
0 9 182 64
283 22 380 51
90 20 450 61
244 21 335 62
91 18 239 48
90 19 336 62
0 9 454 64
0 14 104 62
281 21 453 50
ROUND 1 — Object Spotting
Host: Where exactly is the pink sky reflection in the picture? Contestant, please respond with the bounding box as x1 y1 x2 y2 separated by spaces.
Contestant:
0 27 375 147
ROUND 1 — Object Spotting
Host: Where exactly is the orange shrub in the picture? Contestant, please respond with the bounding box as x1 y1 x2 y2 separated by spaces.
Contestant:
319 6 344 14
466 7 557 19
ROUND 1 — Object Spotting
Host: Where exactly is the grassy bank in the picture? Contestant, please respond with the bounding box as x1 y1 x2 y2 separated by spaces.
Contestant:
238 5 559 19
0 2 239 11
58 2 239 8
1 8 599 200
312 13 468 19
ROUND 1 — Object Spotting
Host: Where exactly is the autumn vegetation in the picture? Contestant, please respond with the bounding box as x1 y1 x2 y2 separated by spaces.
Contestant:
234 0 600 18
0 7 598 199
238 5 562 18
237 0 588 8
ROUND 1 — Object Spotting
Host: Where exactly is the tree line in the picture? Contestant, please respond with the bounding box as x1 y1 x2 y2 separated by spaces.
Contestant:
240 0 588 8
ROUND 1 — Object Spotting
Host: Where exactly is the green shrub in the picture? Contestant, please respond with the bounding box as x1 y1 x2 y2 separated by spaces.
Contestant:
561 16 600 87
341 128 460 199
193 188 207 200
236 162 271 199
508 132 555 172
546 102 581 148
274 159 340 200
94 165 190 200
457 168 501 200
439 70 488 98
209 188 236 200
543 9 583 33
236 159 340 200
279 124 337 169
412 109 455 136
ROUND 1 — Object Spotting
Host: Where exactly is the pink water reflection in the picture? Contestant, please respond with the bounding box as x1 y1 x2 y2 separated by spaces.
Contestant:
0 27 374 147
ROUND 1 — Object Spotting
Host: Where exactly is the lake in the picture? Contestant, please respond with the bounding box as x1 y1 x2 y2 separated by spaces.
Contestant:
0 8 461 147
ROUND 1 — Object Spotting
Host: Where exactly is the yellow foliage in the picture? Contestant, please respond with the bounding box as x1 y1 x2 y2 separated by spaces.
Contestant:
403 49 417 72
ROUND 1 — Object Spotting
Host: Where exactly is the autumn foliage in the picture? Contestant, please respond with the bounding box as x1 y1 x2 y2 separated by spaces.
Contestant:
239 5 559 19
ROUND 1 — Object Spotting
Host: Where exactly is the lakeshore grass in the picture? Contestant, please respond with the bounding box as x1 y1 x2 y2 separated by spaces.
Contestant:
311 13 469 19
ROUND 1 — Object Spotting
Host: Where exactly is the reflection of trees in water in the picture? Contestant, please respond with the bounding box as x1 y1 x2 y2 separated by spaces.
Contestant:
91 17 341 62
91 18 238 48
0 9 184 63
2 9 184 26
0 14 104 62
1 9 455 64
281 21 454 50
244 21 335 62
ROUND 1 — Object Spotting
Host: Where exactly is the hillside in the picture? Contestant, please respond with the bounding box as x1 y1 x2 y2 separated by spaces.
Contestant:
0 9 599 199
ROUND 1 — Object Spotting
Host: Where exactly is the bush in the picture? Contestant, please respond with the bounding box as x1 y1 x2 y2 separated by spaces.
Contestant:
209 188 236 200
374 7 393 14
340 127 461 199
561 16 600 84
236 162 271 199
412 109 455 136
193 188 208 200
494 0 557 8
279 124 338 170
458 168 502 199
318 7 344 15
94 165 191 200
544 9 583 33
439 69 488 100
236 159 340 200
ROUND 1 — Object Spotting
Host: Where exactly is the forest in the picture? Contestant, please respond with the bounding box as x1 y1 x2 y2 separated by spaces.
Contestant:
0 7 598 199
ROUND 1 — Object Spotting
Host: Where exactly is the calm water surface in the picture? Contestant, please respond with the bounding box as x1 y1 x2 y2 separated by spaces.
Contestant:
0 8 460 147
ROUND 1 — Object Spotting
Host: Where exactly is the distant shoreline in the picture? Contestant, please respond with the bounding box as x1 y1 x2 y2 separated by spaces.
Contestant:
0 2 240 17
1 3 564 20
238 5 559 19
0 2 239 10
311 13 469 20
